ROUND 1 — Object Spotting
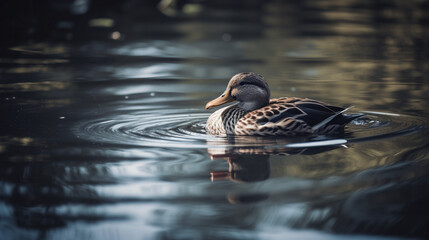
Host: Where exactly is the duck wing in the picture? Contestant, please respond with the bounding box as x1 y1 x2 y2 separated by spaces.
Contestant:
235 97 357 136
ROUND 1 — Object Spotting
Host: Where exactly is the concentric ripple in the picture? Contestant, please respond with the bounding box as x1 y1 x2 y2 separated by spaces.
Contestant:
74 110 428 150
75 110 212 148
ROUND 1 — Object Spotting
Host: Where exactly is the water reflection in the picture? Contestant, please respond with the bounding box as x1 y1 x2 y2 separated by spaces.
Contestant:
0 161 129 240
267 160 429 238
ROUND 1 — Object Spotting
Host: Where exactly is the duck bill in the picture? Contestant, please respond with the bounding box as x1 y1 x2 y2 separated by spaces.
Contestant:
205 88 234 109
210 171 231 181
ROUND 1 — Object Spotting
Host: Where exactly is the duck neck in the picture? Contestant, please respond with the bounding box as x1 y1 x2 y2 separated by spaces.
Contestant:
237 100 268 111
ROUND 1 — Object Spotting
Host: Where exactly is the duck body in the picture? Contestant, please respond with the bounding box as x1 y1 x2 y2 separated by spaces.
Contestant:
205 73 361 136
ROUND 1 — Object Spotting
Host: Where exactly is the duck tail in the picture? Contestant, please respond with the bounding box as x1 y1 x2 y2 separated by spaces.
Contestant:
330 113 365 126
312 106 363 131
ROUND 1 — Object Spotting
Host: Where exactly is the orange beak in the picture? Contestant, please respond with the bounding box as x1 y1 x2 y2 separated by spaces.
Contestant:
205 88 235 109
210 171 231 181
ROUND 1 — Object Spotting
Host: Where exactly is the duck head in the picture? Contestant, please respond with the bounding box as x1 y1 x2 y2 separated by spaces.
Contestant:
205 72 271 111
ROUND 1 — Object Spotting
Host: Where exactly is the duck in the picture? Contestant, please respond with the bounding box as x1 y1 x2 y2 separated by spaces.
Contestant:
205 72 362 136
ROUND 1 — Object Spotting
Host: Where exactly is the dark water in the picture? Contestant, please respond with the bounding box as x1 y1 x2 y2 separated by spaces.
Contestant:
1 1 429 239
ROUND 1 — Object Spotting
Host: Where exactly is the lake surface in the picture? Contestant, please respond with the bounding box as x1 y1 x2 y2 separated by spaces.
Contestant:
1 1 429 239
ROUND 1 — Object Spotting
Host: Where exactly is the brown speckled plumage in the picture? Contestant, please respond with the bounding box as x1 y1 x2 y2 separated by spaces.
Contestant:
205 73 361 136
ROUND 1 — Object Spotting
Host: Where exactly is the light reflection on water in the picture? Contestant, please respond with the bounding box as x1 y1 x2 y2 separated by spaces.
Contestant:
1 1 429 240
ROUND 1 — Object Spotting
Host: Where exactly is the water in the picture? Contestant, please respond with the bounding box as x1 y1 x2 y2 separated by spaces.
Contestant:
1 1 429 239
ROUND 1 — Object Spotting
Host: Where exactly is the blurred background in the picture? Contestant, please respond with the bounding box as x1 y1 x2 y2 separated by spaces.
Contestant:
1 0 429 113
1 0 429 240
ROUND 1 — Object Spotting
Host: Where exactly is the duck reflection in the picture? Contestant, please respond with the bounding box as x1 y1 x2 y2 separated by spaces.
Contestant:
207 136 343 204
211 154 270 183
210 152 272 204
208 136 341 183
